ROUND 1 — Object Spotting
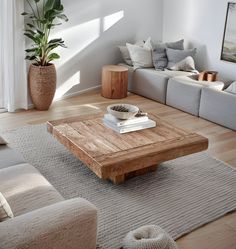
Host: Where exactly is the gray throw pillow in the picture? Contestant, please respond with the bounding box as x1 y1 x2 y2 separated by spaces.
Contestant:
119 46 133 66
152 47 167 70
167 48 197 69
170 56 196 72
152 39 184 70
166 39 184 50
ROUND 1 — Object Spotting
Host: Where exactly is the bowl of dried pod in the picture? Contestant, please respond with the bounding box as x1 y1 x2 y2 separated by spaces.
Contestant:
107 104 139 120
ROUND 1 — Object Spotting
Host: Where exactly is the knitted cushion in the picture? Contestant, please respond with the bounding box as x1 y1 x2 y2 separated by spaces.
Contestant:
122 225 178 249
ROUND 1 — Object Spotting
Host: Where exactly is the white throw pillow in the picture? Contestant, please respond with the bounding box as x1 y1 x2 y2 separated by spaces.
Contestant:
118 41 145 66
0 192 14 222
126 38 153 69
225 81 236 94
143 37 153 50
170 56 196 72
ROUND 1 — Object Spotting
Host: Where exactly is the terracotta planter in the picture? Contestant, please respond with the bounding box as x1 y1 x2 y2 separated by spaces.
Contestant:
29 64 57 111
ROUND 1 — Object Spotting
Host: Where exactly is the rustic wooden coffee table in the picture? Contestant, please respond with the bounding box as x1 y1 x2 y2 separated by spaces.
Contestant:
47 113 208 184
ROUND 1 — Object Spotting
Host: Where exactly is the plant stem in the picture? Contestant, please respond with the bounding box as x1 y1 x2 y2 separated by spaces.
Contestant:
43 0 45 15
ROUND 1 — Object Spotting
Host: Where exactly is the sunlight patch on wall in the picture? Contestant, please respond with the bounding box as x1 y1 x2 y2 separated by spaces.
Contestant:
52 10 124 69
103 10 124 32
53 18 101 68
54 71 80 100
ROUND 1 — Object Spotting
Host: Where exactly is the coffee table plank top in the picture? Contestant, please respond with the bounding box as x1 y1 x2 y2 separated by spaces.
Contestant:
47 113 208 180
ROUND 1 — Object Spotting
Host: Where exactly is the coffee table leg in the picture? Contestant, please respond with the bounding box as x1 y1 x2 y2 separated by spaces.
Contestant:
110 165 158 184
110 175 125 184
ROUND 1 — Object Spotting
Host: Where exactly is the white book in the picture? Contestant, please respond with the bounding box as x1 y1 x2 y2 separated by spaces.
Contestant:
104 113 149 127
103 119 156 134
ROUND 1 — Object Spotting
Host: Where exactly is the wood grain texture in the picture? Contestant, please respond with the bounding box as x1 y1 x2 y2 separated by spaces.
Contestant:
0 90 235 249
101 65 128 99
47 113 208 183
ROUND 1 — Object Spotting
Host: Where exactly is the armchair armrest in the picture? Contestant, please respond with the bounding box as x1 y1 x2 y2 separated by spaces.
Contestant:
0 198 97 249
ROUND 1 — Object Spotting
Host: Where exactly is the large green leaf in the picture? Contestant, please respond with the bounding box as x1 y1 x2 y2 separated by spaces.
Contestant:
25 55 38 61
57 14 68 22
44 0 61 12
25 47 38 53
48 38 63 44
25 29 36 35
36 29 44 36
24 33 37 42
21 12 29 16
26 23 35 28
48 53 60 62
44 0 55 12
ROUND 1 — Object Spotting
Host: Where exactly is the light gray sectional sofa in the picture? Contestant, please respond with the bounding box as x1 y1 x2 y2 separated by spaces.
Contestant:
121 64 193 104
121 64 236 131
0 145 98 249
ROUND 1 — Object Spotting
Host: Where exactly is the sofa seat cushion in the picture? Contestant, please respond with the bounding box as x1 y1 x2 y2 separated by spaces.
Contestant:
166 76 225 116
0 163 64 216
0 146 26 169
128 68 194 104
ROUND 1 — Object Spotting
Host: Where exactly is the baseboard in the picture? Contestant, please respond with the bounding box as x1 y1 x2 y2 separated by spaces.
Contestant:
53 85 101 102
28 85 101 109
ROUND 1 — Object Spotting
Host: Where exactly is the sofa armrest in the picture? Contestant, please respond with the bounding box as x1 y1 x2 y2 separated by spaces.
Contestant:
0 198 98 249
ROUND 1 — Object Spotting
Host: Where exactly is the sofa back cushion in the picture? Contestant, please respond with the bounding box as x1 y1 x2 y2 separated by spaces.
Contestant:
0 163 64 216
0 192 13 222
152 39 184 70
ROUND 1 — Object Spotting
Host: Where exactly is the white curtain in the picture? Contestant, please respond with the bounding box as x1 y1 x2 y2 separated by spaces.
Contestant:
0 0 28 112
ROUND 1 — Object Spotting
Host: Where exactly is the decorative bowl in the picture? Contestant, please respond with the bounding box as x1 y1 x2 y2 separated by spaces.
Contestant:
107 104 139 120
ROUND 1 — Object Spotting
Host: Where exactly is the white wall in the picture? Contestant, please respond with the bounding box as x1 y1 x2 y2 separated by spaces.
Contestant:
49 0 163 99
163 0 236 81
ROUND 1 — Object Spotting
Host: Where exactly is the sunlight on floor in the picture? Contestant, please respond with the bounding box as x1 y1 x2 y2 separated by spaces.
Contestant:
81 104 100 110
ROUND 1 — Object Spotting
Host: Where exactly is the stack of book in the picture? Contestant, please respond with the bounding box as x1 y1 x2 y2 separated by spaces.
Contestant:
103 113 156 134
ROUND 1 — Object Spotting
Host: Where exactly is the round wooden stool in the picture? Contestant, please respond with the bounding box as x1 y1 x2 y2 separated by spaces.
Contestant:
101 65 128 99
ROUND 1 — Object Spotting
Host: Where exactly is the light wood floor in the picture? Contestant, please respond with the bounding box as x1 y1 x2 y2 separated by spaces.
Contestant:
1 90 236 249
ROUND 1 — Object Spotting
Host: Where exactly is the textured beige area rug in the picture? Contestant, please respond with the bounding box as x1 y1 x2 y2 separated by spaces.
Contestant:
3 124 236 249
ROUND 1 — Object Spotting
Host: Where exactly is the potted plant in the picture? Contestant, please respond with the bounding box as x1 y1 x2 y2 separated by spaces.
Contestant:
22 0 68 110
